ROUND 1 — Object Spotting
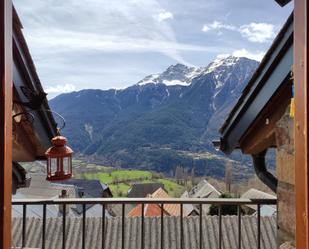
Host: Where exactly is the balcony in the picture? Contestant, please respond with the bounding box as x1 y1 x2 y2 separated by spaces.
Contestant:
12 197 276 249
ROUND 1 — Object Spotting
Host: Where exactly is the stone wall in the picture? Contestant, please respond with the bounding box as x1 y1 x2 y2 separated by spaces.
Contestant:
275 105 295 248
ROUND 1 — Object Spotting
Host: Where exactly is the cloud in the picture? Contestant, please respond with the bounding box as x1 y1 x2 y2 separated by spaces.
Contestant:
232 49 265 61
215 49 265 61
239 23 276 43
15 0 194 65
157 10 173 21
202 21 236 32
45 84 76 94
202 20 276 43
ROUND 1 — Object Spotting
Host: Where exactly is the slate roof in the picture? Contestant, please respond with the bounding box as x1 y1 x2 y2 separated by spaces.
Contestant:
55 179 112 198
241 188 276 200
241 189 277 212
14 175 112 217
17 175 72 199
189 179 221 199
12 216 277 249
187 179 221 215
128 183 164 198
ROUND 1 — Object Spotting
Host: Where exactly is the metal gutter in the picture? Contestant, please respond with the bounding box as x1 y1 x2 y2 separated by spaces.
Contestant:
252 150 278 193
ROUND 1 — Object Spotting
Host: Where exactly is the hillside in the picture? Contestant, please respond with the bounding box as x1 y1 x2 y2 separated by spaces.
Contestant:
50 56 260 179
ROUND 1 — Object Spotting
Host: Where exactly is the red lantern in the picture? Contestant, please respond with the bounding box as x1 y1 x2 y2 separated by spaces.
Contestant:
45 135 73 181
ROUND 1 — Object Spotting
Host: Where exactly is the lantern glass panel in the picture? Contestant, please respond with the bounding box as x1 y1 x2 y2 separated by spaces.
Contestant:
63 156 70 174
50 157 58 175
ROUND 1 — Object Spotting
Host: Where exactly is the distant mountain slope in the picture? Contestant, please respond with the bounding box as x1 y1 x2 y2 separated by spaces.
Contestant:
50 56 259 179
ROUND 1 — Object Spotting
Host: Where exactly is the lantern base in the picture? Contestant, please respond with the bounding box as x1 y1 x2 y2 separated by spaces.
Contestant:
46 173 72 181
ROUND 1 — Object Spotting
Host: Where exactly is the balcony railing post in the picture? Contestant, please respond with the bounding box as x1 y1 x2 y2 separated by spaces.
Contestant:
102 204 106 249
62 204 66 249
199 204 203 249
257 204 261 249
42 204 47 249
238 205 241 249
122 204 125 249
22 204 27 248
82 203 86 249
161 203 164 249
180 203 184 249
141 203 145 249
219 205 222 249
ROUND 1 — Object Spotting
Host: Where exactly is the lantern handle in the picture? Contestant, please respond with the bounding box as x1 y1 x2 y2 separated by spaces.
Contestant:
45 110 66 132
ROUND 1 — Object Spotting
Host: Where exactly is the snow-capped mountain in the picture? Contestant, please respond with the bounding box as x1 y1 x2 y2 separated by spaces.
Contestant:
138 63 203 86
49 56 259 178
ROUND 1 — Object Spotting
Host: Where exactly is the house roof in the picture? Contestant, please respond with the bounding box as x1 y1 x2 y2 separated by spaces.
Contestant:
17 175 77 199
241 188 277 211
219 13 293 154
12 216 277 249
128 188 181 217
151 188 181 216
128 203 168 217
15 175 114 216
13 7 57 159
127 183 164 198
54 179 112 198
241 188 276 200
189 179 221 198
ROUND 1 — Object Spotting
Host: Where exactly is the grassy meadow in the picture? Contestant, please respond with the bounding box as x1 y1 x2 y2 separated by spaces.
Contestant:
80 169 185 197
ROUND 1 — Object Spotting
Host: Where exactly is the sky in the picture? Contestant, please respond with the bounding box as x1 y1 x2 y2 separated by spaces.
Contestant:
13 0 293 97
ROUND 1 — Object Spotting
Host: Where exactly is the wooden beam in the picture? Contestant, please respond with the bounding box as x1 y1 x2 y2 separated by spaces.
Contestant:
0 2 12 248
239 80 291 154
294 0 309 248
0 1 12 249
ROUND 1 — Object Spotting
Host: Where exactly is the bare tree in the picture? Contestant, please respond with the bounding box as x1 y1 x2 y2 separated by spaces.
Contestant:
225 161 233 193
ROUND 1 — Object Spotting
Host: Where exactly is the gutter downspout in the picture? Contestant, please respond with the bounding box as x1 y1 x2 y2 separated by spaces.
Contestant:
251 150 278 193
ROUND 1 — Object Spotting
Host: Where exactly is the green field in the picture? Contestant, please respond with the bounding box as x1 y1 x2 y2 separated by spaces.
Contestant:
80 169 185 197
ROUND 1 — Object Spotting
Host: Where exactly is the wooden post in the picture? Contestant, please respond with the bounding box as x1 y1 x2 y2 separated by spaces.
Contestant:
0 1 12 249
294 0 309 248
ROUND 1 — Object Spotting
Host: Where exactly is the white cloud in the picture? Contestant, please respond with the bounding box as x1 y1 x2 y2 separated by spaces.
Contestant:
202 21 236 32
215 49 265 61
45 83 76 94
215 53 230 59
232 49 265 61
202 20 276 43
26 28 224 67
157 10 173 21
239 23 276 43
15 0 194 65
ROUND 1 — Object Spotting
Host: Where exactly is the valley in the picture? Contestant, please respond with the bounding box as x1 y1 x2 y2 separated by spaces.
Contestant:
49 56 263 179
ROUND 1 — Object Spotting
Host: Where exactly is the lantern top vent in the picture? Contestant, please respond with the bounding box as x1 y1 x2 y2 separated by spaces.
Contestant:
52 135 67 147
45 135 73 158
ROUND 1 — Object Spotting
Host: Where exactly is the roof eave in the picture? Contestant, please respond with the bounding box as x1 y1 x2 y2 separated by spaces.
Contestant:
274 0 292 7
219 13 293 154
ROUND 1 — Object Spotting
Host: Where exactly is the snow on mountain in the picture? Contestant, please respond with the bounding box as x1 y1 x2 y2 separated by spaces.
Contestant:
138 63 200 86
138 56 248 88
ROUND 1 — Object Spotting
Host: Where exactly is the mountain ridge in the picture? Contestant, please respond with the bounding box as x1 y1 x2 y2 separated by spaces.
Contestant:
50 56 260 179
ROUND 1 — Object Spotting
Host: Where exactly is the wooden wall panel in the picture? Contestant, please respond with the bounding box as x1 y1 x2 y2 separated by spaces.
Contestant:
294 0 309 248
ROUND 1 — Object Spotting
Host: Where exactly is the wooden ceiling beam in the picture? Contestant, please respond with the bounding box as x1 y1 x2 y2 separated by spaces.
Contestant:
239 80 291 154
